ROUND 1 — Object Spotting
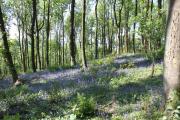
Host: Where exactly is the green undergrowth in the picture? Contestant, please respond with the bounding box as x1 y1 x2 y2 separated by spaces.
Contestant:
0 55 164 120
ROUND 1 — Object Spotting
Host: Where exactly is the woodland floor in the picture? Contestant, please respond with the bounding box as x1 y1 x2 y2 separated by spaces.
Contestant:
0 54 165 120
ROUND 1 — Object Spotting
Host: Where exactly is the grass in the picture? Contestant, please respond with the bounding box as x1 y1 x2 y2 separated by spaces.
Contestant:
0 54 164 120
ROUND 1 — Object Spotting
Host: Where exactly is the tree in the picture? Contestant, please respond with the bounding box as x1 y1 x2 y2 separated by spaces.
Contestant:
113 0 124 55
158 0 162 16
35 0 45 70
46 0 50 67
61 7 65 66
157 0 162 48
0 3 18 83
102 0 106 57
70 0 76 66
132 0 138 53
81 0 87 68
124 0 130 53
164 0 180 115
95 0 98 59
31 0 37 72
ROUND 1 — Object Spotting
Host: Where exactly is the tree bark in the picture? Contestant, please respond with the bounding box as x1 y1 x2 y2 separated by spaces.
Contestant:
164 0 180 112
70 0 76 66
102 0 106 57
82 0 87 68
46 0 50 67
0 4 18 83
95 0 98 59
114 0 123 54
31 0 37 72
157 0 162 48
158 0 162 16
62 14 65 66
36 15 41 70
132 0 138 53
35 0 44 70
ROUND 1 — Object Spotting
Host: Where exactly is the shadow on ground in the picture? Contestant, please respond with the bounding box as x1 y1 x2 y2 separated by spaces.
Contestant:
0 54 164 119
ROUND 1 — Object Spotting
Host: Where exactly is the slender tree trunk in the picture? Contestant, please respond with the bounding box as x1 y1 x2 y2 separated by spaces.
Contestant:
0 5 18 83
41 0 45 69
57 28 61 66
82 0 87 68
31 0 37 72
36 16 41 70
157 0 162 48
46 0 50 67
144 0 150 53
95 0 98 59
125 1 129 53
24 15 28 72
132 0 138 53
22 14 26 72
62 13 65 66
17 17 23 70
42 31 45 69
103 0 106 57
158 0 162 16
107 10 111 54
25 24 30 69
164 0 180 113
114 0 123 54
70 0 76 66
101 27 104 57
110 2 114 53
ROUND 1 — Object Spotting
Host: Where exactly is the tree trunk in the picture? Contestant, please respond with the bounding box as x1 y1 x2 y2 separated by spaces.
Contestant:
158 0 162 16
17 17 23 70
103 0 106 57
132 0 138 53
31 0 37 72
0 4 18 83
164 0 180 113
82 0 87 68
70 0 76 66
36 15 41 70
107 4 111 54
25 24 30 69
21 13 26 72
46 0 50 67
42 31 45 69
95 0 98 59
114 0 123 55
144 0 150 53
125 1 129 53
157 0 162 48
62 9 65 66
35 0 44 70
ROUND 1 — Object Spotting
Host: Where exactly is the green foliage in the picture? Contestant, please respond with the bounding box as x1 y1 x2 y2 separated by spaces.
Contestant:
3 113 20 120
144 47 165 62
89 66 99 76
172 106 180 119
73 93 96 118
48 87 62 103
163 106 180 120
0 55 165 119
60 114 77 120
120 61 135 69
90 56 114 66
3 85 29 99
48 66 60 72
111 115 123 120
61 64 75 69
